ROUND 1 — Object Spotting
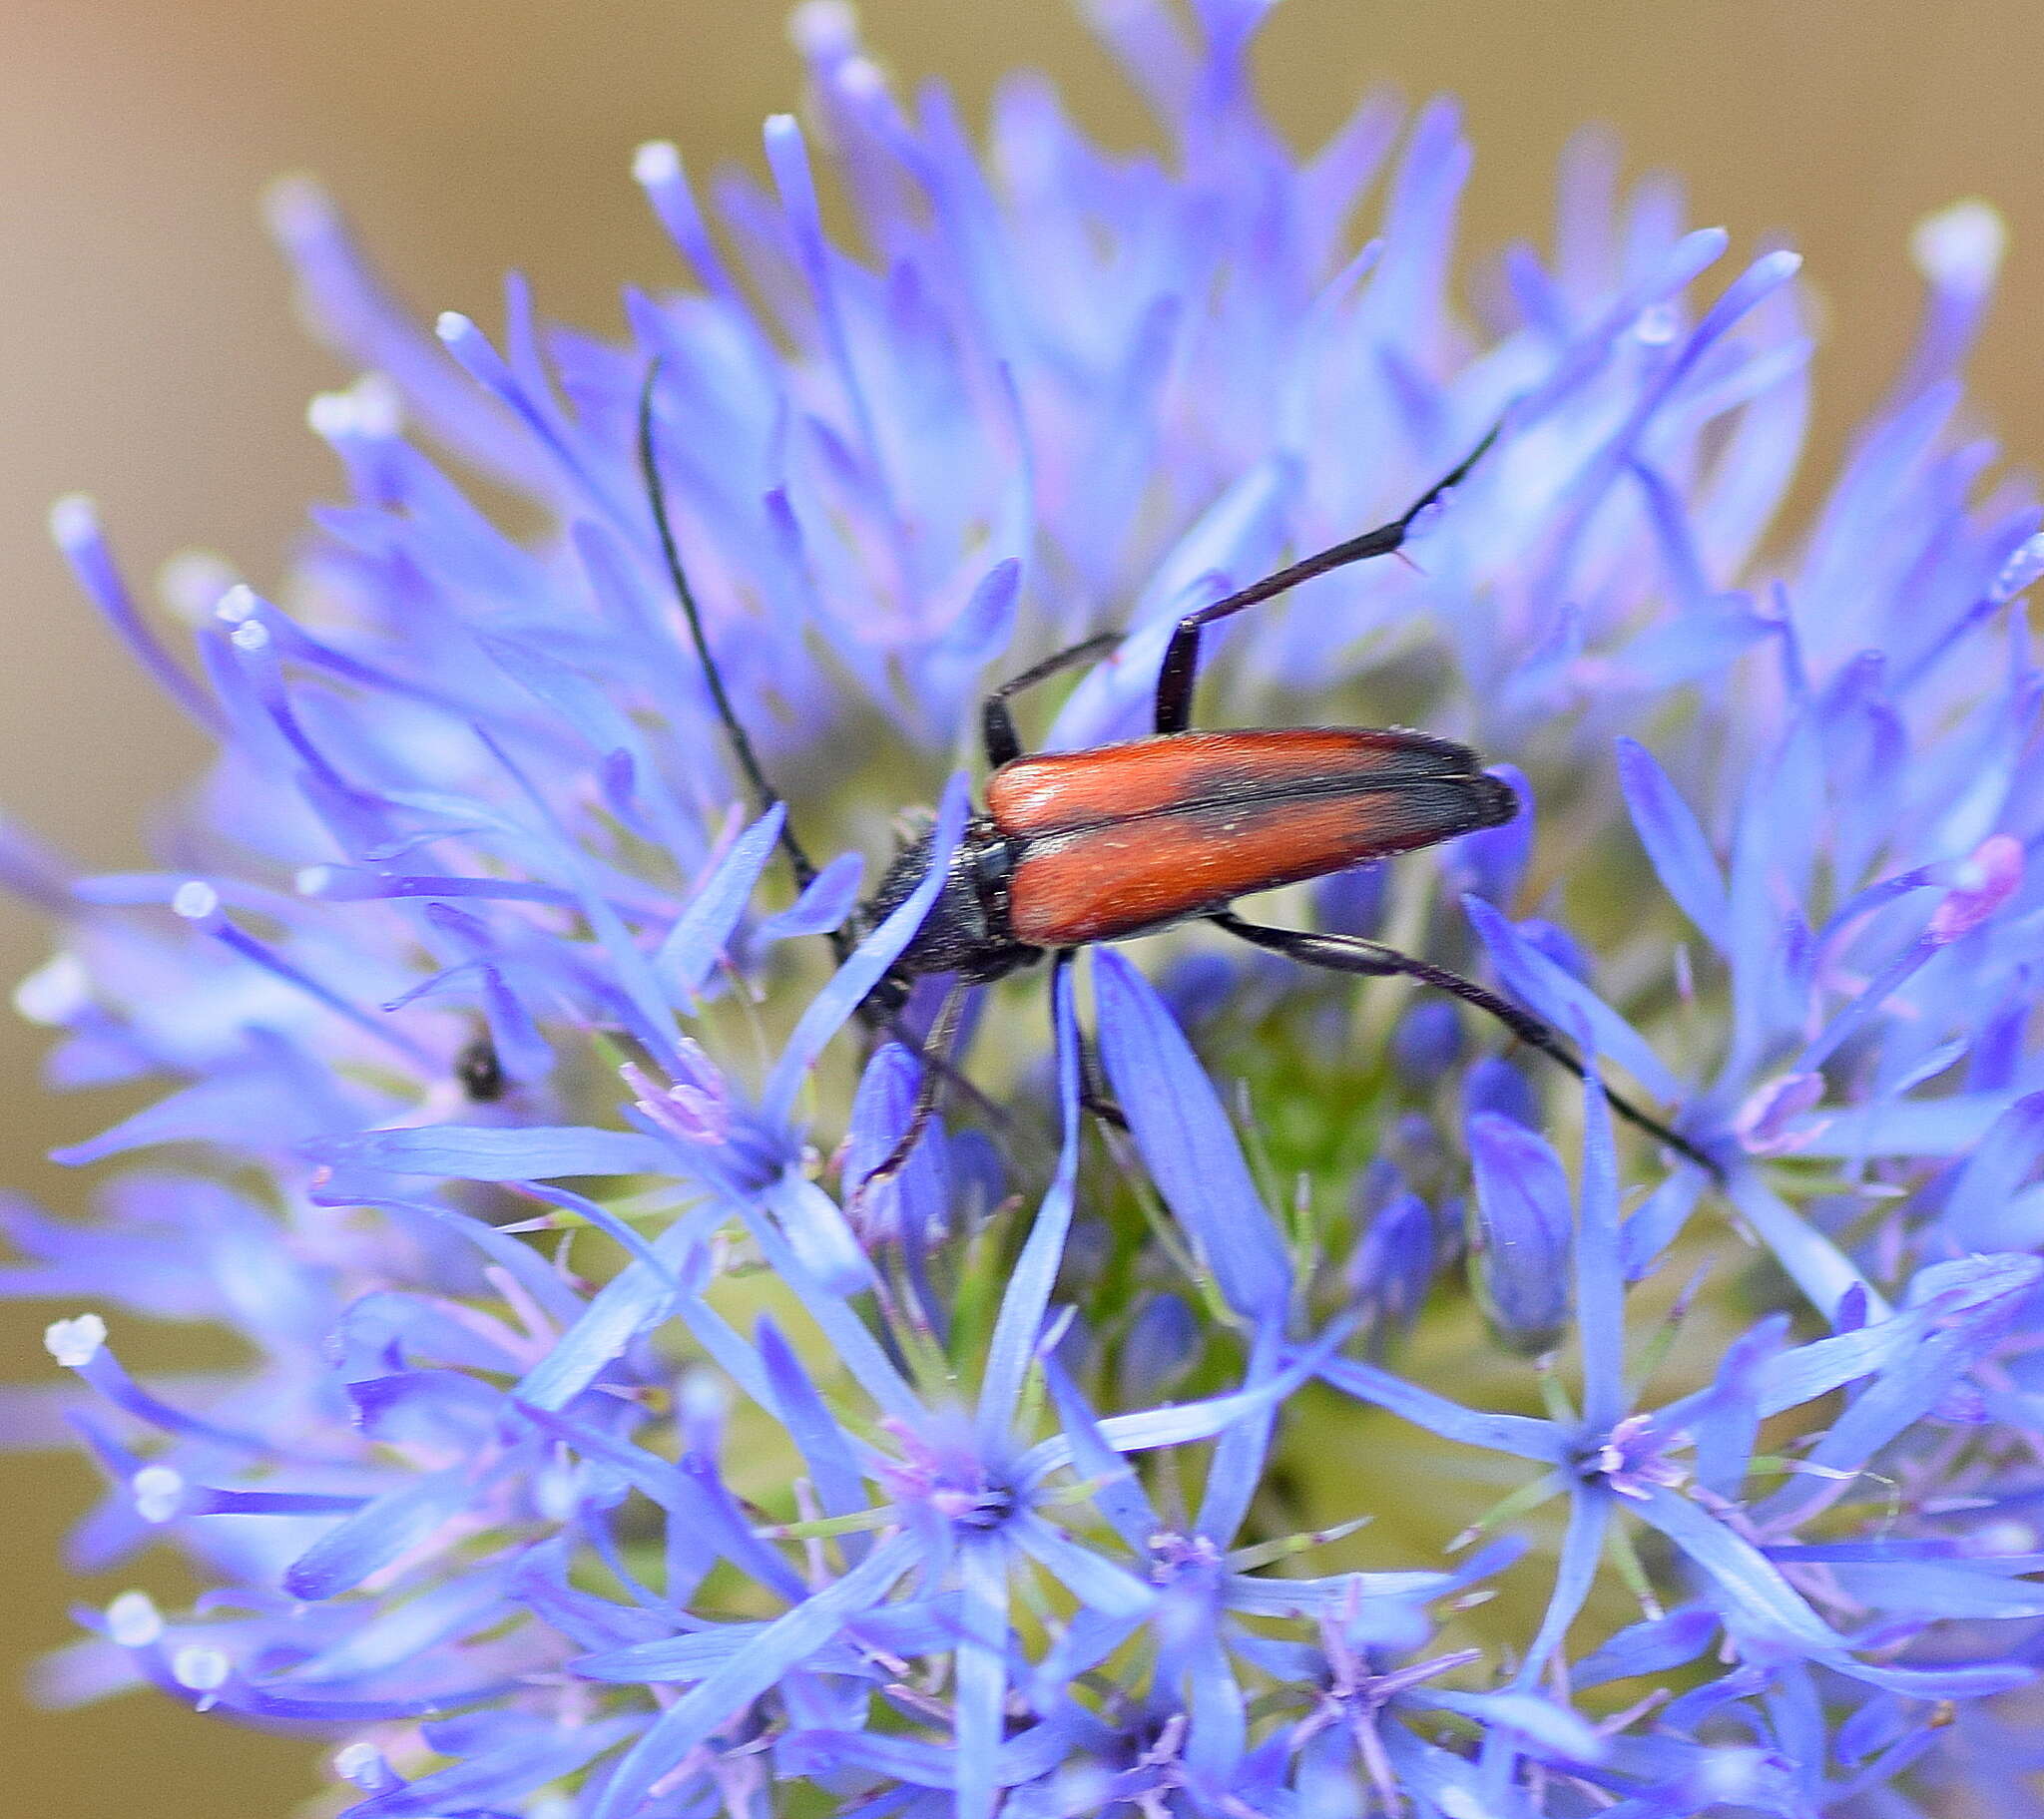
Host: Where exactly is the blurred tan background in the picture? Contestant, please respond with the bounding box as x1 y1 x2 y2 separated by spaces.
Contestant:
0 1 2037 1812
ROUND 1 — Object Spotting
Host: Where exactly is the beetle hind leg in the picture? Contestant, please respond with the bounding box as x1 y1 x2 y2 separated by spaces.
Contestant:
1209 910 1721 1180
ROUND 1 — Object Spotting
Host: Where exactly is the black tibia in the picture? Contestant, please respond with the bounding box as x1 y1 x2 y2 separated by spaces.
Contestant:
1060 948 1130 1133
982 631 1126 769
1208 910 1721 1179
1154 420 1507 736
852 980 972 1201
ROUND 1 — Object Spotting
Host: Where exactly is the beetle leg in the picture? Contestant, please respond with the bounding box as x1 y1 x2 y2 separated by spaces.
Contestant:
1208 910 1722 1180
981 631 1126 769
1154 419 1507 735
1078 1030 1131 1133
853 979 974 1202
1046 947 1130 1132
856 987 1019 1141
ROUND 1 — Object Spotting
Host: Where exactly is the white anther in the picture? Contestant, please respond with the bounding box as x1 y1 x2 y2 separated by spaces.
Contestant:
44 1312 108 1368
159 551 238 625
170 1644 229 1691
215 583 259 626
1912 199 2006 293
788 0 859 57
632 140 682 188
106 1591 164 1647
132 1466 186 1525
171 880 220 920
48 494 99 552
13 954 89 1026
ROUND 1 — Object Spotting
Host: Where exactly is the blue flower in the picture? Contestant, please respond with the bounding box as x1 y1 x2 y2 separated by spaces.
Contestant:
9 1 2044 1814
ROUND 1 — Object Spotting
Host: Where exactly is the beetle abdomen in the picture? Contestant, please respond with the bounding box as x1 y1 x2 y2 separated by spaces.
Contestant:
990 729 1514 947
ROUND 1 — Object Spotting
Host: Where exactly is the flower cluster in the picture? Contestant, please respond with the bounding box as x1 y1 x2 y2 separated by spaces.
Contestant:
9 1 2044 1814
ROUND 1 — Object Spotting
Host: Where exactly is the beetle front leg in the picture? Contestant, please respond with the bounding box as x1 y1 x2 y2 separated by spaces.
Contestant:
1208 910 1720 1179
981 631 1125 768
1153 419 1508 734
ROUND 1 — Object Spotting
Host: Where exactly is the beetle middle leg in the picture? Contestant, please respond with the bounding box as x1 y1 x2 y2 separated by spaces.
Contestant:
852 979 975 1204
1153 421 1506 735
1208 910 1720 1178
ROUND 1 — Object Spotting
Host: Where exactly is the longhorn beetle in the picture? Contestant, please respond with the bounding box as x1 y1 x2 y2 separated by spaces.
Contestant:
636 367 1718 1184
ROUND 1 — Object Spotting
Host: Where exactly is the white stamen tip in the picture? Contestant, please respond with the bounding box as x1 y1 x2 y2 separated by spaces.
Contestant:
1913 199 2006 291
632 140 682 187
533 1467 581 1524
295 864 335 897
307 373 402 441
839 56 885 98
171 880 220 921
160 551 238 625
48 494 99 552
348 372 402 436
215 583 258 626
679 1366 732 1424
1992 532 2044 604
435 310 474 345
45 1312 108 1368
170 1644 229 1692
261 174 338 247
230 619 270 654
789 0 859 56
334 1742 384 1785
306 391 356 439
1633 301 1679 346
106 1591 164 1647
132 1465 186 1524
14 953 90 1026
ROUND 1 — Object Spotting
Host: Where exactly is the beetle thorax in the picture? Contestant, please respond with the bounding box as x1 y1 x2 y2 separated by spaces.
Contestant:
847 810 1044 1012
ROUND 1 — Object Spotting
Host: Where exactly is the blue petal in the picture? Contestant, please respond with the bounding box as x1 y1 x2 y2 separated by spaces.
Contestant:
282 1468 479 1601
303 1124 670 1183
757 1316 869 1525
979 963 1081 1444
1573 1606 1720 1688
1630 1484 1844 1657
952 1539 1010 1819
1317 1355 1561 1463
587 1531 919 1819
1944 1090 2044 1250
756 849 864 943
1094 950 1291 1321
653 805 787 1000
1615 736 1731 952
1462 895 1681 1101
1466 1113 1572 1349
513 1213 708 1412
1620 1169 1705 1281
763 774 969 1127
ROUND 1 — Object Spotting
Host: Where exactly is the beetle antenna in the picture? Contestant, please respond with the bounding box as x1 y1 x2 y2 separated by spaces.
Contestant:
637 359 817 890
